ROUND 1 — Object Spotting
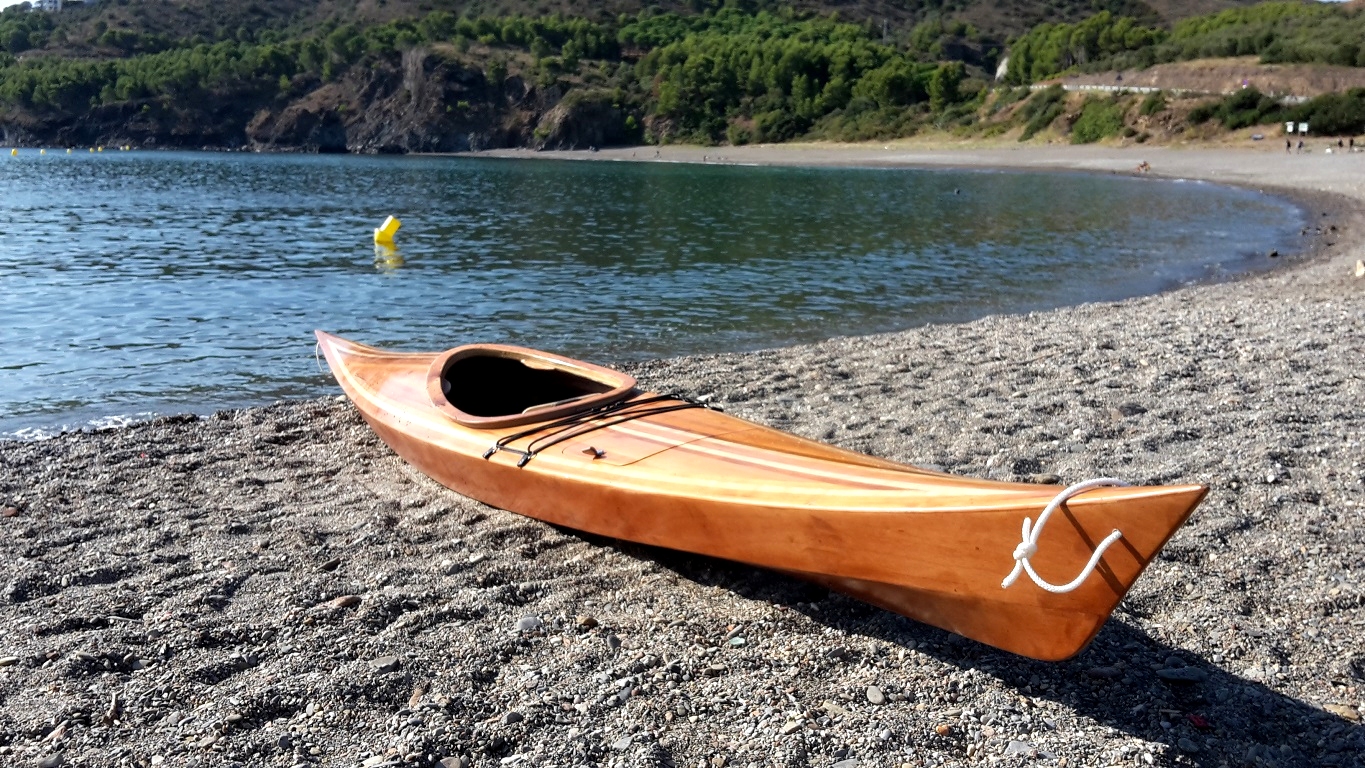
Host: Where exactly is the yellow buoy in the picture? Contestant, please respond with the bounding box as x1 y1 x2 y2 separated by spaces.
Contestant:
88 148 94 153
39 149 46 155
8 148 15 156
374 215 402 245
66 148 72 154
97 146 104 152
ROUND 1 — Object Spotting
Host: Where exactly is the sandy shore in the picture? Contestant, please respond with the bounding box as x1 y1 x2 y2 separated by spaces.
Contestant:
1 144 1362 768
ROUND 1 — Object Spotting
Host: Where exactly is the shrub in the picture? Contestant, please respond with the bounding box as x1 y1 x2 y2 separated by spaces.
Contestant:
1071 96 1126 143
1019 85 1066 140
1288 88 1365 135
1138 90 1166 116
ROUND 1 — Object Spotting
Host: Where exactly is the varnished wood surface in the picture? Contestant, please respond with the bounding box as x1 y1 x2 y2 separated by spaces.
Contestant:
316 331 1206 660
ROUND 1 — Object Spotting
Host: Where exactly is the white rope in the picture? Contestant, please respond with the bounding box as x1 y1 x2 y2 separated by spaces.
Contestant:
1001 477 1130 593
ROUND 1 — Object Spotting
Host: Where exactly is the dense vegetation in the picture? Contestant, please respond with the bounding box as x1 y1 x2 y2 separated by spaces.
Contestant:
1189 86 1365 136
1005 1 1365 83
0 6 989 144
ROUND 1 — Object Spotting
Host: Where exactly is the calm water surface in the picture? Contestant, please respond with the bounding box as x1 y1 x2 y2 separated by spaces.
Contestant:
0 151 1302 437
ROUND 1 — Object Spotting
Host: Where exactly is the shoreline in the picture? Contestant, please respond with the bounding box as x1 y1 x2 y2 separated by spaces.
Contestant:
1 143 1362 768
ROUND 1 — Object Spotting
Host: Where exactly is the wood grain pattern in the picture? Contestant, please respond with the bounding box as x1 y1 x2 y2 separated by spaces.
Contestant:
316 331 1206 660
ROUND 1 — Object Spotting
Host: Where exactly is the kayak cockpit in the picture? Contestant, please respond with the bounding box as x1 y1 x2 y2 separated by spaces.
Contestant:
426 344 637 428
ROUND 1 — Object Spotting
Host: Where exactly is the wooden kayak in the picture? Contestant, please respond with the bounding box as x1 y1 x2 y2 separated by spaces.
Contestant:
315 331 1205 660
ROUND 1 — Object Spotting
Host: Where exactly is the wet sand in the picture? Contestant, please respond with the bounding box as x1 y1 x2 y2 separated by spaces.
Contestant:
1 144 1362 768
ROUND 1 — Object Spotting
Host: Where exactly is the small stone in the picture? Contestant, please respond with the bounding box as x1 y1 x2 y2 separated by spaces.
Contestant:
1156 667 1208 683
611 736 632 751
934 723 952 736
196 734 219 749
514 616 543 632
467 552 487 565
1 506 19 518
575 615 598 629
703 663 726 677
1004 741 1034 756
878 728 893 740
822 700 850 718
605 634 621 651
866 685 886 705
0 656 19 667
779 721 802 735
1029 473 1061 485
278 734 293 750
362 757 385 767
1268 249 1279 258
1177 737 1200 754
438 758 471 768
1086 666 1121 679
1325 704 1360 721
305 701 318 716
833 760 859 768
501 711 524 725
319 557 342 572
371 655 401 673
331 594 361 608
38 756 64 768
727 637 746 647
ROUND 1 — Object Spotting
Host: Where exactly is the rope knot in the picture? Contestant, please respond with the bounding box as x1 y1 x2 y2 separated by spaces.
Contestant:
1001 478 1130 594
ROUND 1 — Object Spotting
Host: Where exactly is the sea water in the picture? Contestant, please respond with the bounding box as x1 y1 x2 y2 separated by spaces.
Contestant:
0 151 1303 437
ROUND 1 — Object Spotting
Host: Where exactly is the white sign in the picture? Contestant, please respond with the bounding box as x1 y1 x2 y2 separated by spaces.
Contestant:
1286 122 1296 134
1299 122 1309 135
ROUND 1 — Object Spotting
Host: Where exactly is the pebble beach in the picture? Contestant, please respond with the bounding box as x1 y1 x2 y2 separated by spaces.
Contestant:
1 145 1362 768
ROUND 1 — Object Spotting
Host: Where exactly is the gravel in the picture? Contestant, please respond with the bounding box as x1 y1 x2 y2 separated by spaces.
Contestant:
1 148 1362 767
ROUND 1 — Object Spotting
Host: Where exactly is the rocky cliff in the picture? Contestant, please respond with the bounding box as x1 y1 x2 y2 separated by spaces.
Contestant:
0 47 638 154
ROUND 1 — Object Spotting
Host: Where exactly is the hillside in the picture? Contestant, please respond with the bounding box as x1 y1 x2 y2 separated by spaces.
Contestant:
4 0 1266 66
0 0 1339 153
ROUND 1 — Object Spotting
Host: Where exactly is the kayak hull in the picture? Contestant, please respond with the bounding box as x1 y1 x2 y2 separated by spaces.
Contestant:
316 331 1205 660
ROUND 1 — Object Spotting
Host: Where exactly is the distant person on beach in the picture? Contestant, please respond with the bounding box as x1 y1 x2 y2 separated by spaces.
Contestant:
1297 140 1304 153
1286 139 1292 152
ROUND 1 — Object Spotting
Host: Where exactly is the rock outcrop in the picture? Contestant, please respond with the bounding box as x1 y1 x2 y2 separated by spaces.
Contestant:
0 47 644 154
532 90 635 150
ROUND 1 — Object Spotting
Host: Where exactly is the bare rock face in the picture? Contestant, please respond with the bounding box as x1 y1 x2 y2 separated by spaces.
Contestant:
246 48 536 154
246 102 348 153
532 90 632 150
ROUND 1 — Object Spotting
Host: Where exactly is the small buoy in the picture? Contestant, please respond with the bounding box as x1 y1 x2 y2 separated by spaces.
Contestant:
374 215 402 245
39 149 45 155
88 148 94 153
66 148 72 154
8 148 15 156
